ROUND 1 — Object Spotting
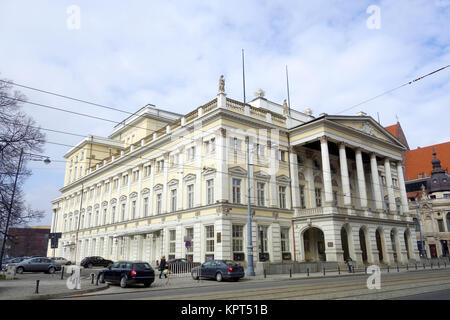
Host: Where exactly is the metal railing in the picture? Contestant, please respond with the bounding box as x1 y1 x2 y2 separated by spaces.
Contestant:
164 262 201 278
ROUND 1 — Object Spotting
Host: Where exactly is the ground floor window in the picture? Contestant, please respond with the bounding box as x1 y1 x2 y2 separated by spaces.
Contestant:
232 225 244 261
205 225 215 254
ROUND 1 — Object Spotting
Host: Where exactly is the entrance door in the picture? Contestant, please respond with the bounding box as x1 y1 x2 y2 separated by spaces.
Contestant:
441 240 449 256
341 227 350 261
359 229 368 262
430 244 437 258
376 230 383 262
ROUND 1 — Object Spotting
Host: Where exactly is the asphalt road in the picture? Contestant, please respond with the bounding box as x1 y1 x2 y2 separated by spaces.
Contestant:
60 268 450 300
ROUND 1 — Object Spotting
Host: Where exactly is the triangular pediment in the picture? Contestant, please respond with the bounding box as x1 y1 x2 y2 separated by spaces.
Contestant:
328 117 407 149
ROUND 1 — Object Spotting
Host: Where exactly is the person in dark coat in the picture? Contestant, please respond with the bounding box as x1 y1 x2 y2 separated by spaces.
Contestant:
345 257 353 273
159 256 168 279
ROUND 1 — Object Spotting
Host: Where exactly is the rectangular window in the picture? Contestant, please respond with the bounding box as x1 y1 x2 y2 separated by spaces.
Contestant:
157 160 164 173
279 186 286 209
438 220 445 232
121 203 126 221
113 179 119 190
144 165 151 177
122 174 128 186
143 197 149 217
257 182 265 206
232 178 241 204
300 185 306 208
111 206 116 224
131 200 136 219
104 182 110 193
231 137 242 152
315 188 322 207
170 189 177 212
280 150 286 162
103 208 107 225
95 210 99 226
169 230 176 254
97 186 101 197
156 193 162 214
232 225 244 253
205 141 210 154
187 184 194 209
205 225 214 252
207 179 214 205
281 228 290 252
210 138 216 152
132 170 139 183
188 146 196 160
258 226 268 254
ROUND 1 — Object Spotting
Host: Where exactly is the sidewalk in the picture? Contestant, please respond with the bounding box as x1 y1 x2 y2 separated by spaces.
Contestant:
76 264 450 297
0 273 108 300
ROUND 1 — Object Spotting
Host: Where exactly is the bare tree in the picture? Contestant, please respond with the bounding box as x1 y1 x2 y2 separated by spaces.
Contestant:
0 77 46 242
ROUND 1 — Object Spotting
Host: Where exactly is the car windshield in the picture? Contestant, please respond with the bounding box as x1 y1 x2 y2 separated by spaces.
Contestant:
133 263 152 270
12 258 25 263
223 260 239 266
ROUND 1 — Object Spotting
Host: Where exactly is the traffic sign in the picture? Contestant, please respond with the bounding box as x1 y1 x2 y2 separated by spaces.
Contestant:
185 241 191 249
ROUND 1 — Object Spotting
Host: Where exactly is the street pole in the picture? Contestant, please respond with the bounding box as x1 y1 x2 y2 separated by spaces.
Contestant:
415 199 426 258
0 148 24 267
73 184 84 265
246 136 255 276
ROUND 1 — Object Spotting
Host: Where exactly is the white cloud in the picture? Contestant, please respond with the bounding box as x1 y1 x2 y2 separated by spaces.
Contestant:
0 0 449 224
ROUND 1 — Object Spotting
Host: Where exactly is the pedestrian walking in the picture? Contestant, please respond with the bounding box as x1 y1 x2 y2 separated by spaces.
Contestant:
345 257 353 273
159 256 168 279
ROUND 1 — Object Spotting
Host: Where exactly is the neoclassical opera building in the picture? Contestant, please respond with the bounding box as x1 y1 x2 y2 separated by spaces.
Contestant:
49 77 420 268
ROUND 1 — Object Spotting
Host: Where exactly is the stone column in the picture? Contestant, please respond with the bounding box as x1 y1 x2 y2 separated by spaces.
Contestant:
126 170 131 220
370 153 383 212
178 149 184 210
269 142 278 208
355 148 368 209
396 162 409 214
323 222 344 262
217 128 229 203
339 143 352 207
176 226 183 258
195 139 203 207
305 152 316 208
384 158 396 213
137 166 143 218
193 222 201 262
149 160 155 215
162 153 169 213
320 136 333 205
215 218 232 260
289 148 301 216
270 222 282 263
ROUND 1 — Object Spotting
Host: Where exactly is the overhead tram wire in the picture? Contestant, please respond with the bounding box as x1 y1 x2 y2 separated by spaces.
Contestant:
1 94 271 156
336 64 450 115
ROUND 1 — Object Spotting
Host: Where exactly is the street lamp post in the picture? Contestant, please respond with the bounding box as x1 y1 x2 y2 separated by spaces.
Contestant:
246 136 255 276
415 199 426 258
0 150 51 267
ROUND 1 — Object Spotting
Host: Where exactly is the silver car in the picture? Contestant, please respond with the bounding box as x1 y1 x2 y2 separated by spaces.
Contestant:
10 257 62 274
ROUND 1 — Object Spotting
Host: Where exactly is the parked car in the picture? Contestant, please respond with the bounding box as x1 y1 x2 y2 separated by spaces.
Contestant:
10 257 62 274
2 256 30 270
98 261 155 288
80 256 113 268
1 258 13 271
51 257 71 265
167 258 201 274
191 260 245 282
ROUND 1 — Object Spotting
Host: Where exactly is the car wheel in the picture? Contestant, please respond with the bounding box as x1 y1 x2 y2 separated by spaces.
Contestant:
88 263 93 268
98 273 105 284
192 271 199 280
216 272 223 282
66 261 71 266
48 267 56 274
16 267 24 274
120 276 128 288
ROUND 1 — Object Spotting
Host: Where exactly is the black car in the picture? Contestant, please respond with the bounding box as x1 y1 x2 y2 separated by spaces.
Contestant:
191 260 244 282
80 256 113 268
98 261 155 288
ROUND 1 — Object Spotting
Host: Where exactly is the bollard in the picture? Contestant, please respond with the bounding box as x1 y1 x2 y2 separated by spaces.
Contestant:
289 269 292 278
352 265 355 273
406 264 409 271
96 274 99 286
61 266 64 280
387 266 389 273
338 265 340 275
35 280 40 294
423 263 425 270
323 267 325 276
91 273 95 284
307 268 309 277
365 266 367 275
264 269 266 279
397 264 399 272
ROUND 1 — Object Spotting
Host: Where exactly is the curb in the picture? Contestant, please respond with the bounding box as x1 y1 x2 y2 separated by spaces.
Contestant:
25 284 110 300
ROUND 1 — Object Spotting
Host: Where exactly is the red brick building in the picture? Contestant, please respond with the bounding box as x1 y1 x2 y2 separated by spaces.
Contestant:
6 226 50 258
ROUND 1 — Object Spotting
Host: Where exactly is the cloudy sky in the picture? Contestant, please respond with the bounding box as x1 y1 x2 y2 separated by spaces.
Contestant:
0 0 449 226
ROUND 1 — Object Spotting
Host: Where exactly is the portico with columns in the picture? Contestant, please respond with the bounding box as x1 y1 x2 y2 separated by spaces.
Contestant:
288 115 419 266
